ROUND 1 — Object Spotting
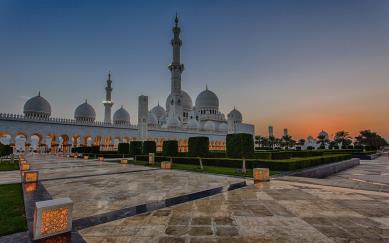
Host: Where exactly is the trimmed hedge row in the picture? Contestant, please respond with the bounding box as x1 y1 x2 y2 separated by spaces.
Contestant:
0 143 12 157
188 137 209 157
135 154 352 171
226 133 254 158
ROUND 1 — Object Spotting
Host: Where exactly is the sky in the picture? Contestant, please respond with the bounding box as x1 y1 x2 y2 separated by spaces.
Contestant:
0 0 388 140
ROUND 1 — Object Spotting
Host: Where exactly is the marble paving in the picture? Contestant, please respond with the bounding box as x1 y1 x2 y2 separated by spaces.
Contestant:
79 180 389 242
278 155 389 193
0 170 20 184
1 154 389 242
26 155 245 220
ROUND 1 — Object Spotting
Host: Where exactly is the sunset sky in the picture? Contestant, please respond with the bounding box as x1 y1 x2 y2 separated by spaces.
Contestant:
0 0 388 140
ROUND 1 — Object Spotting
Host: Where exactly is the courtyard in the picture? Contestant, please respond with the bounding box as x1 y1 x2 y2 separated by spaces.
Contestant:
0 154 388 242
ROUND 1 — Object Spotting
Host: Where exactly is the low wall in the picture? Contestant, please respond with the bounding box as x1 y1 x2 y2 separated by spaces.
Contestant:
287 158 360 178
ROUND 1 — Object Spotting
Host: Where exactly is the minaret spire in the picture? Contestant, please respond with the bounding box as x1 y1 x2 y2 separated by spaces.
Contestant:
103 71 114 123
167 14 185 125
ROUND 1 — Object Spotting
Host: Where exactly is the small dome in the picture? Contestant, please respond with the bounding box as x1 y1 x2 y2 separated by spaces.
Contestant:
113 106 130 125
75 100 96 122
148 112 158 126
227 108 242 123
187 119 200 130
218 123 228 132
150 103 166 120
203 121 216 131
195 86 219 110
166 90 193 112
23 92 51 118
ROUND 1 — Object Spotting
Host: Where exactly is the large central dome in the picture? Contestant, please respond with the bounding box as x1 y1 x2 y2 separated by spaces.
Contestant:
195 87 219 110
23 92 51 118
166 90 193 112
74 100 96 122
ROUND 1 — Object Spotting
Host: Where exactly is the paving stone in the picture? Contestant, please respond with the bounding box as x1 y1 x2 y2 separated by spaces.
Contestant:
191 216 212 225
215 226 239 237
188 226 213 236
165 226 190 236
158 236 186 243
214 217 236 226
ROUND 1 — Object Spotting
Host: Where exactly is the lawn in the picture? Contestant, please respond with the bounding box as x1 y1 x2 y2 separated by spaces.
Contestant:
0 160 19 171
112 159 281 177
0 183 27 236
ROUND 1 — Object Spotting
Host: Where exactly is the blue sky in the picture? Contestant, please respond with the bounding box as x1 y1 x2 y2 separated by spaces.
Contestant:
1 0 388 139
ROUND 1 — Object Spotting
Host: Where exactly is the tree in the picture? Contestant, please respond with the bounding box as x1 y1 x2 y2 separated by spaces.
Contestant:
281 135 296 150
317 134 329 149
226 133 254 173
334 131 352 149
188 137 209 170
355 130 387 150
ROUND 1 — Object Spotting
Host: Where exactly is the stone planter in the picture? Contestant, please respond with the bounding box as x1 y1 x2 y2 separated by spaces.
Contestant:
161 161 172 170
148 153 155 165
253 168 270 183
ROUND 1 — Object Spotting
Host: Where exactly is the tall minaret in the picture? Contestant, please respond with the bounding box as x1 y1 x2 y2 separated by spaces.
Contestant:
103 71 114 123
167 14 184 123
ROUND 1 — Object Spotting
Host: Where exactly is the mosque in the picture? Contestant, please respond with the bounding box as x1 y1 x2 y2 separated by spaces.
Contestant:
0 16 254 153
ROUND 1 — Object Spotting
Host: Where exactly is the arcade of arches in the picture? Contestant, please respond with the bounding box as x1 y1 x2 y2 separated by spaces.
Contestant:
0 131 226 154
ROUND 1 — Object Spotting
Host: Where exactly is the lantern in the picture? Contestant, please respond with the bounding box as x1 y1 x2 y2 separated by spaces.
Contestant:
23 170 39 183
20 163 30 171
24 182 37 192
33 198 73 240
83 155 89 160
98 156 104 161
253 168 270 183
161 161 172 170
120 159 128 164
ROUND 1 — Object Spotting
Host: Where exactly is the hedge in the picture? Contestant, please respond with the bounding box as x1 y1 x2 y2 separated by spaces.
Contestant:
226 133 254 158
188 137 209 157
118 143 130 154
163 140 178 157
143 141 156 154
71 146 99 154
135 154 352 171
130 141 142 156
0 143 12 157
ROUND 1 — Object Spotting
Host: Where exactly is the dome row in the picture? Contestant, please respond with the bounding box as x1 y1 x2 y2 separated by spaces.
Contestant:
23 93 130 124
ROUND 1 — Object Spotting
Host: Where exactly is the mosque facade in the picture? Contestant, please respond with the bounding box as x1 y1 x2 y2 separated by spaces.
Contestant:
0 16 254 153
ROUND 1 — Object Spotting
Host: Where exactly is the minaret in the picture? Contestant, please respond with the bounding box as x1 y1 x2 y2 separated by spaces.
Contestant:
167 14 184 123
103 71 114 123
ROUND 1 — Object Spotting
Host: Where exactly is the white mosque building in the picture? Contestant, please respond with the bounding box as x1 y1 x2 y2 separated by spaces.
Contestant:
0 16 254 153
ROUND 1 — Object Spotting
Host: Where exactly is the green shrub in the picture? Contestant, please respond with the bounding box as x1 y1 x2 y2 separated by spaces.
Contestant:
143 141 156 154
135 154 352 171
163 140 178 157
130 141 142 156
0 144 12 157
188 137 209 157
118 143 130 154
226 133 254 158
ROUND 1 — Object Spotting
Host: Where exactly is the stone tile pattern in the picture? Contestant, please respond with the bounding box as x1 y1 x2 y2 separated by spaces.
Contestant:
80 181 389 242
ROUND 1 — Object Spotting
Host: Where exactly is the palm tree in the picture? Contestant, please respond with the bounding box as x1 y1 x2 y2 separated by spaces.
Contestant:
317 134 329 149
334 130 352 149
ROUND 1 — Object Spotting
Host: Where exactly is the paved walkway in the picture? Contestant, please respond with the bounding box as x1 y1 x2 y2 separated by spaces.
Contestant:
1 154 389 242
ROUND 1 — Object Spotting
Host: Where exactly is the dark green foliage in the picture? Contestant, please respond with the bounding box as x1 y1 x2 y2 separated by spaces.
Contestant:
143 141 156 154
135 154 352 171
188 137 209 157
130 141 142 156
226 133 254 158
307 146 315 150
0 143 12 157
354 130 387 149
163 140 178 156
71 146 99 154
118 143 130 154
253 152 291 160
